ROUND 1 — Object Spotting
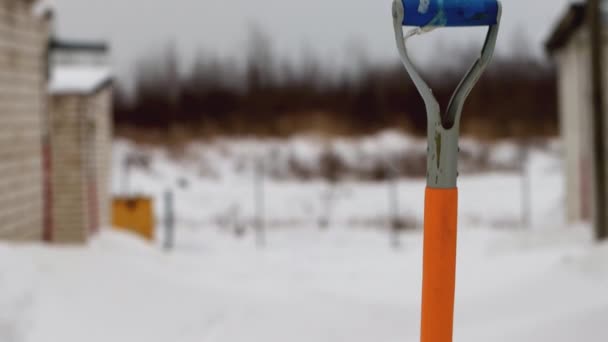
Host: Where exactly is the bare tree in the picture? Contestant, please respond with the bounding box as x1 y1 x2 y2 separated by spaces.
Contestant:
115 32 558 140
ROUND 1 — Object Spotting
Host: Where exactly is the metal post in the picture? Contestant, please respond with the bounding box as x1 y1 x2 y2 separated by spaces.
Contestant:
254 158 266 247
122 158 130 195
519 142 531 228
387 161 401 248
164 190 175 251
318 185 333 230
589 0 608 241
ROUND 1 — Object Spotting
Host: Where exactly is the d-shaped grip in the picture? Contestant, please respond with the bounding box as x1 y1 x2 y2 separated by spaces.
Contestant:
402 0 499 27
421 187 458 342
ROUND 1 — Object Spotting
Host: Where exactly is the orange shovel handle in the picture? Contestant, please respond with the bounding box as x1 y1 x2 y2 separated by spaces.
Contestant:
420 187 459 342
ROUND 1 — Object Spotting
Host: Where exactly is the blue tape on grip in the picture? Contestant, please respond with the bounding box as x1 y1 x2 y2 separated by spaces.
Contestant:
402 0 498 27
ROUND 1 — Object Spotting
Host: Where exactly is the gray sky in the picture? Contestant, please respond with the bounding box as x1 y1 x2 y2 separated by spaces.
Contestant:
50 0 575 83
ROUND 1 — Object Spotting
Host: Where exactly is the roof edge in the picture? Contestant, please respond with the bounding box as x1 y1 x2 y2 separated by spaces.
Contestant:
50 38 109 53
545 3 587 54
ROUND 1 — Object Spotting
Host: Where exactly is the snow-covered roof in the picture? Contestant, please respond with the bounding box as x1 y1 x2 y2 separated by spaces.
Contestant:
49 65 112 95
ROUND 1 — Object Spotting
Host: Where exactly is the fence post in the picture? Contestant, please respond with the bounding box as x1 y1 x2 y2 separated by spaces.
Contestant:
254 158 266 248
589 0 608 241
387 160 401 248
122 157 131 195
164 190 175 251
519 142 531 228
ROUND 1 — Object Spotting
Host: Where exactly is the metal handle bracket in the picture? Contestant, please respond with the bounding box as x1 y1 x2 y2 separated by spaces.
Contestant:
392 0 501 188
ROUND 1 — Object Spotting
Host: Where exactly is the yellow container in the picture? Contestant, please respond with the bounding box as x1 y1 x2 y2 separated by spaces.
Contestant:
112 197 155 241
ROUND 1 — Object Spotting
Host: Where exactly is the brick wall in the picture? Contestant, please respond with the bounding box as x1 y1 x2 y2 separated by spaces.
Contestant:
49 86 112 244
49 95 88 243
0 0 49 241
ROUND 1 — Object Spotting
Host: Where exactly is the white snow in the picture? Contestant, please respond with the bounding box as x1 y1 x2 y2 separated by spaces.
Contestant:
1 227 606 342
0 245 37 342
112 132 562 229
2 132 607 342
49 66 111 95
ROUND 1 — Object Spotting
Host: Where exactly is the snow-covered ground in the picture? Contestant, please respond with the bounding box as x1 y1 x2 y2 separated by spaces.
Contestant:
112 132 563 231
2 226 607 342
2 132 607 342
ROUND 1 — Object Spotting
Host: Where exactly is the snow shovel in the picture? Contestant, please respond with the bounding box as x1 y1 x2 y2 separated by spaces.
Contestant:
391 1 501 341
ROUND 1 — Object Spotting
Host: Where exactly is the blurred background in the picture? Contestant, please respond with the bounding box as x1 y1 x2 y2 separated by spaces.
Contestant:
0 1 607 342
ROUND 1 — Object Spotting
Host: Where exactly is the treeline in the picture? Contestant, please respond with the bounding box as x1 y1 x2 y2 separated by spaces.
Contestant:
114 32 558 140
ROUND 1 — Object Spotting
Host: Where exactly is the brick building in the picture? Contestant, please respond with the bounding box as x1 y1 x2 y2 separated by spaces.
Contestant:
47 41 112 243
0 0 51 240
0 0 113 243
